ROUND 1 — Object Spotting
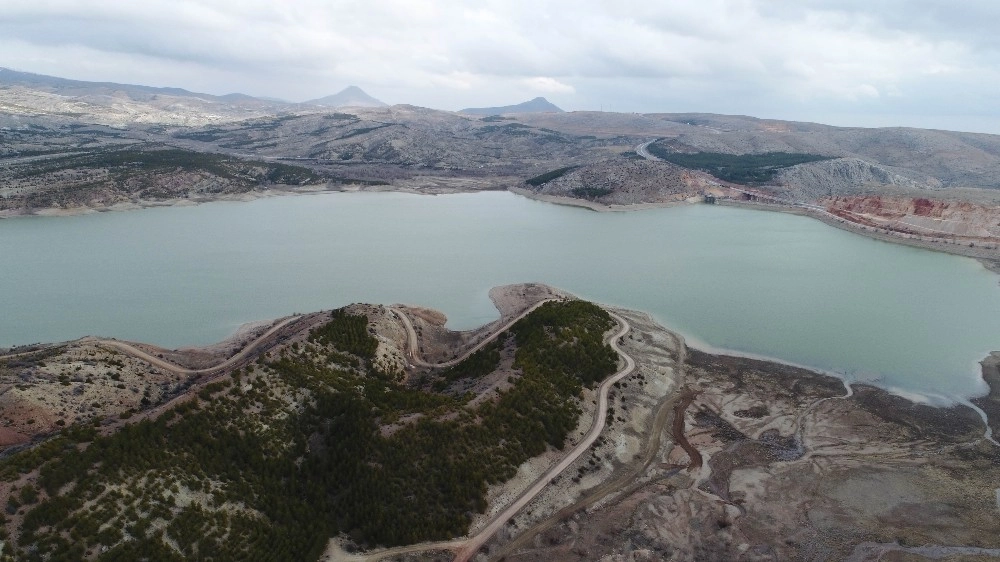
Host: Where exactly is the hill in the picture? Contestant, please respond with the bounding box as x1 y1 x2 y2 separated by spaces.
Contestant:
304 86 386 108
460 96 564 115
1 288 997 561
0 290 619 560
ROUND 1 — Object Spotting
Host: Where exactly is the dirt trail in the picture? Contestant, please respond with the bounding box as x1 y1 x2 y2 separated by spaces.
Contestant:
0 349 51 361
95 315 301 375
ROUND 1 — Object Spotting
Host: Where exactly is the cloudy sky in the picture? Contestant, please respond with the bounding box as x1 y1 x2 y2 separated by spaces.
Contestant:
2 0 999 132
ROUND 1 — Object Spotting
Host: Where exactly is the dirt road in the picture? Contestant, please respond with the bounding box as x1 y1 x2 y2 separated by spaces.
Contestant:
489 324 688 560
391 299 556 368
634 140 660 161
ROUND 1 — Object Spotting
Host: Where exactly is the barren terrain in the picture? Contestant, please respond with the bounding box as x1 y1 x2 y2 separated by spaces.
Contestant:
482 324 1000 562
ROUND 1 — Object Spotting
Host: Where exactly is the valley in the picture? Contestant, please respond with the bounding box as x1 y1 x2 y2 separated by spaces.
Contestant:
4 70 1000 265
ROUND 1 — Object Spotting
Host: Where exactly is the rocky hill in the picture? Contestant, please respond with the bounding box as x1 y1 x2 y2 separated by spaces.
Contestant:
163 105 602 173
303 86 386 108
460 96 564 115
522 156 719 206
770 157 923 200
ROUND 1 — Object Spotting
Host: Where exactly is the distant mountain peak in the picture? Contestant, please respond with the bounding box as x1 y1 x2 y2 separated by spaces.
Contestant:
460 97 564 115
304 86 386 108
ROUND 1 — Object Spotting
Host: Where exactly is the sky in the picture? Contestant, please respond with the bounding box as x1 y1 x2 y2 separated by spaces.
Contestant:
1 0 999 133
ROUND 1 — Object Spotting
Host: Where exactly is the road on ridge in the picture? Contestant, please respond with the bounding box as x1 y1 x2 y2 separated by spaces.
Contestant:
391 298 558 368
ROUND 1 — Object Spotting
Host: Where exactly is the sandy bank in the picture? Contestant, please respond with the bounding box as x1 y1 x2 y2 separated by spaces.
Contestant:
717 199 1000 270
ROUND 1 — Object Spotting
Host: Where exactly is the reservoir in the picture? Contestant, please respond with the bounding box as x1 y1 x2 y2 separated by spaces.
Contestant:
1 191 998 403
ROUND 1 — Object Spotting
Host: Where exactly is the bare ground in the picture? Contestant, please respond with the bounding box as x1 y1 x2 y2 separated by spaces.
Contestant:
489 325 1000 562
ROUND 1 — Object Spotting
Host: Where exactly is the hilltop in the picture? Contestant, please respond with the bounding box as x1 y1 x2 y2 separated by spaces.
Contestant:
460 96 564 115
304 86 387 108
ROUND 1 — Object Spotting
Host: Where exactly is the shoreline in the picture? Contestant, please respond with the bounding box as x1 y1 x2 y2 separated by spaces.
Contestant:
511 186 1000 272
716 199 1000 273
507 186 696 212
5 290 997 432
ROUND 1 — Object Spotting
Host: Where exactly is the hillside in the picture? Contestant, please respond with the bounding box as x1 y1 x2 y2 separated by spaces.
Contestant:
0 289 619 560
0 145 324 213
0 68 286 126
519 156 718 206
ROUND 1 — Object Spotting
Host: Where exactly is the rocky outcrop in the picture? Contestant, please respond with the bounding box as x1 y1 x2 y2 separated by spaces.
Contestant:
776 157 925 198
822 194 1000 239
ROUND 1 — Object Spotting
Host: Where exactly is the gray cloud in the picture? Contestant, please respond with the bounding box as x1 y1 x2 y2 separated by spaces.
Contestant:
0 0 998 132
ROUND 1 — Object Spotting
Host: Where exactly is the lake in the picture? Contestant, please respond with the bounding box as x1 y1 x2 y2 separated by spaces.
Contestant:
2 191 998 403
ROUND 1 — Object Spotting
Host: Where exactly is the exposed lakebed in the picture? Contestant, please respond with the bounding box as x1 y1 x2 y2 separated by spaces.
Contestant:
2 191 999 402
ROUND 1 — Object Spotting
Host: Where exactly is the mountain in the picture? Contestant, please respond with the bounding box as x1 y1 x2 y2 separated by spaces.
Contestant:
304 86 387 108
0 67 239 102
460 96 564 115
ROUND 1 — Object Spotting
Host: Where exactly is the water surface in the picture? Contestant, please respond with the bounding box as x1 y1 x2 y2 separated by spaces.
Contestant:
1 191 998 402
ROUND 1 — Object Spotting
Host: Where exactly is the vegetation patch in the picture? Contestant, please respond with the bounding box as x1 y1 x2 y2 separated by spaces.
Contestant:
474 123 533 139
0 301 617 561
571 187 613 200
337 124 393 140
324 113 359 121
525 165 579 187
2 146 324 209
11 147 320 184
172 130 228 142
433 338 503 390
645 144 832 185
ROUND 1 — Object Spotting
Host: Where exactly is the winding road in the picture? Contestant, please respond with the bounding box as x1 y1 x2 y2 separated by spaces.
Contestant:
326 308 636 562
390 299 557 369
634 139 660 161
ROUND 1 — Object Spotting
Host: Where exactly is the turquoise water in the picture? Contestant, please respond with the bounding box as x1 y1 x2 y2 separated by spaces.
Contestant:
1 191 998 402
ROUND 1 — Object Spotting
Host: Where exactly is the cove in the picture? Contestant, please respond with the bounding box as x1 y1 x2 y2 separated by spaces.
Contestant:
1 191 999 403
